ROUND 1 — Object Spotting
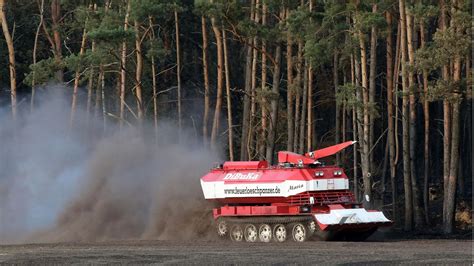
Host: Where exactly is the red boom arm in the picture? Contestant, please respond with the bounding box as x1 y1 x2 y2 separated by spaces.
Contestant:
278 141 356 164
305 141 356 160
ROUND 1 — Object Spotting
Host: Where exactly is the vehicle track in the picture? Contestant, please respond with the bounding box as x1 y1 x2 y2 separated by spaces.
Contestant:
0 239 471 264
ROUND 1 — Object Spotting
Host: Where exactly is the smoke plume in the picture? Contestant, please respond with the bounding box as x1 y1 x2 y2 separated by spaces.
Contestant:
0 87 220 244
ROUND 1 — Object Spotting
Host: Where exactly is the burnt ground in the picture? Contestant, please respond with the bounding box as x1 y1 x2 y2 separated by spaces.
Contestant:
0 238 472 265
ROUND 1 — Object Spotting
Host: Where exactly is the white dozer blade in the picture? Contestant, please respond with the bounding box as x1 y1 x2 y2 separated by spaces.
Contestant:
314 208 391 228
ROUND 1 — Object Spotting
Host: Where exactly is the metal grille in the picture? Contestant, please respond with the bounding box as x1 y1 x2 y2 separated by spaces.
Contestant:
284 191 356 205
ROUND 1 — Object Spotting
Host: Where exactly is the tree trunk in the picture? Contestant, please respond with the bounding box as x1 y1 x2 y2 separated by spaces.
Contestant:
342 91 346 146
385 11 397 223
444 94 461 234
240 45 253 160
86 39 96 123
149 16 158 139
353 107 358 199
210 13 223 150
299 60 308 154
393 21 401 168
94 66 103 119
222 29 234 161
334 52 340 164
440 0 452 220
174 10 182 134
70 26 87 127
258 2 268 159
444 0 462 234
406 5 424 228
358 25 371 208
0 0 17 119
98 1 110 129
51 0 63 82
134 20 144 122
442 102 451 213
201 16 210 144
307 64 314 150
265 6 283 163
368 4 377 171
399 0 413 231
306 0 314 151
31 0 45 111
351 52 357 198
119 1 130 128
293 39 303 152
286 8 294 152
419 18 430 225
100 64 106 132
354 53 363 202
248 35 258 158
240 0 255 161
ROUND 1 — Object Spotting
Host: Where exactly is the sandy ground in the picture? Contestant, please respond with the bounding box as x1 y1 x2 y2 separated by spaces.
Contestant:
0 239 472 265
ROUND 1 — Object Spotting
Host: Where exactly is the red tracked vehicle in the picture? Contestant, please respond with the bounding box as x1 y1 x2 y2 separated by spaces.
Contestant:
200 141 392 242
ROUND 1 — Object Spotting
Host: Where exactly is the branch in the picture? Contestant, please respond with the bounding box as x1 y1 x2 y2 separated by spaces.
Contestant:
41 19 56 51
223 20 278 66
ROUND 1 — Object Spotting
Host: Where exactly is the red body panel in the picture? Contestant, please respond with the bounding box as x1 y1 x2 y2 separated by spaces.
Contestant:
277 152 316 164
201 165 349 204
200 141 393 233
222 161 268 170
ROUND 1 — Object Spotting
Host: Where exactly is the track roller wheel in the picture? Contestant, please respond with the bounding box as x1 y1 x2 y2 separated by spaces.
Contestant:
258 224 272 242
290 223 308 242
272 224 287 242
216 219 228 237
230 224 244 242
244 224 258 242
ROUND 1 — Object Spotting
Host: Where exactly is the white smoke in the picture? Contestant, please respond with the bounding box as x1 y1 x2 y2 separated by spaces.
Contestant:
0 86 220 244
